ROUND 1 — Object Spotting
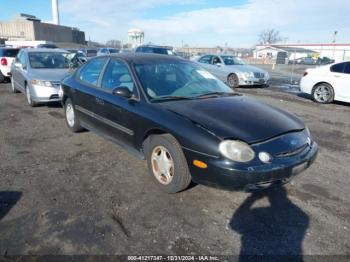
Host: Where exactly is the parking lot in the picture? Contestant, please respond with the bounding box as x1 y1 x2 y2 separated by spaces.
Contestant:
0 81 349 256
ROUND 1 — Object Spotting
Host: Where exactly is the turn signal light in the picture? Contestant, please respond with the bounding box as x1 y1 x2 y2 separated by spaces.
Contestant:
193 160 208 169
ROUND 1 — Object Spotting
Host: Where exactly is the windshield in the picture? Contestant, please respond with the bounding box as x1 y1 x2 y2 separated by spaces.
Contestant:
29 52 70 69
0 49 19 57
221 56 245 65
134 61 233 101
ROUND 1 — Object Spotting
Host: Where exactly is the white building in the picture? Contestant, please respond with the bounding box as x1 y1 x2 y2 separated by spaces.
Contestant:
254 43 350 62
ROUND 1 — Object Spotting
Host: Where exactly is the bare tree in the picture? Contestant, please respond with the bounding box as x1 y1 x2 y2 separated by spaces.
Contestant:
258 29 283 44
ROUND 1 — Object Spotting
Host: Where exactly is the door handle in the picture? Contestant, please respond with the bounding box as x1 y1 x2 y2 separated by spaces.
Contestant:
334 75 341 78
95 97 105 105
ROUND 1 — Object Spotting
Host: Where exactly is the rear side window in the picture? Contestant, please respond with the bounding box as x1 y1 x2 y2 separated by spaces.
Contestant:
330 63 345 73
344 62 350 74
198 55 213 64
78 58 108 86
0 49 19 57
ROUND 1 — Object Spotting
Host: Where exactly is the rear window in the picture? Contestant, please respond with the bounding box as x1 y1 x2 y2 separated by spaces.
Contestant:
0 49 20 57
330 63 345 73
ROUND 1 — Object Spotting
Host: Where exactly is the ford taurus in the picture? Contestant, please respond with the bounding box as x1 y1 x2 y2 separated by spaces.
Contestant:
61 54 318 193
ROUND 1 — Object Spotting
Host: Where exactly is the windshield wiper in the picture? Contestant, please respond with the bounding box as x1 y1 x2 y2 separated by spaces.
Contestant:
193 92 237 98
150 96 193 102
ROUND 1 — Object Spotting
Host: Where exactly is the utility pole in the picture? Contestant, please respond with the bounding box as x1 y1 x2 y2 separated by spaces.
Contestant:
332 30 338 60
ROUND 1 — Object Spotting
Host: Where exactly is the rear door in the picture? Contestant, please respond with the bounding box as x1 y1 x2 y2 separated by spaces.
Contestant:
329 62 350 100
72 57 109 129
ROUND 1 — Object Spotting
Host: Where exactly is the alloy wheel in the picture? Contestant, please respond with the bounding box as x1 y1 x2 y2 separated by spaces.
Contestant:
66 103 75 127
314 85 331 103
151 146 174 185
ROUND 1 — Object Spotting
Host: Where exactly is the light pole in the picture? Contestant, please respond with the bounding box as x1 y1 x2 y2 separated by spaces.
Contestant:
332 30 338 60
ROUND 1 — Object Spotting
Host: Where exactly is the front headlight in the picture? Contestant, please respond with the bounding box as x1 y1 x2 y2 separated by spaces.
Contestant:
242 72 254 79
219 140 255 162
31 79 53 87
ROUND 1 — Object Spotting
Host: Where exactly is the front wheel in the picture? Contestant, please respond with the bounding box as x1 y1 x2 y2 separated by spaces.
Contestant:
64 98 83 132
11 77 19 93
144 134 192 193
26 86 37 107
227 73 239 88
312 83 334 104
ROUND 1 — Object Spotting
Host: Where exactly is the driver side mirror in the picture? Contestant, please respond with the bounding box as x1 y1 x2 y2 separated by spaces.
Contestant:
14 62 23 70
112 86 133 99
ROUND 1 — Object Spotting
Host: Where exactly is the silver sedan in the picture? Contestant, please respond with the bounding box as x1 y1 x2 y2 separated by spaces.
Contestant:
10 48 72 106
193 54 270 88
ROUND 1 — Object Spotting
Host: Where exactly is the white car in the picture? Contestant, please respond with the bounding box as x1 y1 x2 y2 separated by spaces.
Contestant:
300 61 350 104
193 54 270 88
0 47 20 82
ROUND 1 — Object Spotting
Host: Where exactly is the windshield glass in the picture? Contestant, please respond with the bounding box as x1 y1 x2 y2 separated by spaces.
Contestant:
29 52 70 69
221 56 245 65
134 61 233 101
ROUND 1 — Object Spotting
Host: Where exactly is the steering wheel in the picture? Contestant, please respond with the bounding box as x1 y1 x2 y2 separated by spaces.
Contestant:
172 80 203 96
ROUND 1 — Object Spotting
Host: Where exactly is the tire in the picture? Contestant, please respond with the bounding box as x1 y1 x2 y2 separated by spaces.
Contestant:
64 98 83 132
25 85 37 107
227 73 239 88
144 134 192 193
11 77 19 93
0 71 5 83
312 83 334 104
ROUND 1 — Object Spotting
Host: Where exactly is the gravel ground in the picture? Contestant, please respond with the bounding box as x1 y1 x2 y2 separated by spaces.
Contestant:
0 82 349 257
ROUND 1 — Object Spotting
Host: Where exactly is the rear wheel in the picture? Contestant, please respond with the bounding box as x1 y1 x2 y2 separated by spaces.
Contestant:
227 73 239 88
312 83 334 104
64 98 83 132
0 71 5 83
144 134 192 193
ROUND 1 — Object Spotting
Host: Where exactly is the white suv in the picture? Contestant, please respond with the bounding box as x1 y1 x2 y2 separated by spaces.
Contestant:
0 48 20 82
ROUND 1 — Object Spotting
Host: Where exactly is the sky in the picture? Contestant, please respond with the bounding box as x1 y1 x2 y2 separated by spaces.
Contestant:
1 0 350 47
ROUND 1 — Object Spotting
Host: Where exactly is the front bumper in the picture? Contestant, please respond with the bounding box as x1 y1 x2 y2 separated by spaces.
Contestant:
183 141 318 191
30 84 61 103
239 77 270 86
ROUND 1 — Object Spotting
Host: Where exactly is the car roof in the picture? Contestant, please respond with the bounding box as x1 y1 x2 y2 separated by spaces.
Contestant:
26 48 69 53
92 53 187 64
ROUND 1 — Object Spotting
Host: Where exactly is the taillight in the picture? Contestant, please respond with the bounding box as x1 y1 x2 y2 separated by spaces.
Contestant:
1 58 7 66
303 71 308 77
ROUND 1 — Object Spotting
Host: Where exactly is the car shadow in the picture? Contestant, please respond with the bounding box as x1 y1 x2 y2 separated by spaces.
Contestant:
297 93 350 107
0 191 22 221
230 186 309 260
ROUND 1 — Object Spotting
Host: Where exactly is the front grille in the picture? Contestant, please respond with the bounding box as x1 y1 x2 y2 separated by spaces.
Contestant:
275 143 309 158
254 72 264 78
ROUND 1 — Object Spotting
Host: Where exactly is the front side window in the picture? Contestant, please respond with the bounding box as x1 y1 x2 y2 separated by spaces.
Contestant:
198 55 213 64
134 61 233 101
221 56 245 65
101 59 134 91
330 63 345 73
78 57 108 86
212 56 221 65
28 52 70 69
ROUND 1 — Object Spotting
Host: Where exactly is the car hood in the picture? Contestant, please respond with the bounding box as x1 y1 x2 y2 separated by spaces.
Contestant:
224 64 267 73
28 68 71 82
160 95 304 144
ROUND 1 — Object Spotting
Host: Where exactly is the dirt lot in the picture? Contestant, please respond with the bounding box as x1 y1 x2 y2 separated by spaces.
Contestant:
0 82 349 257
